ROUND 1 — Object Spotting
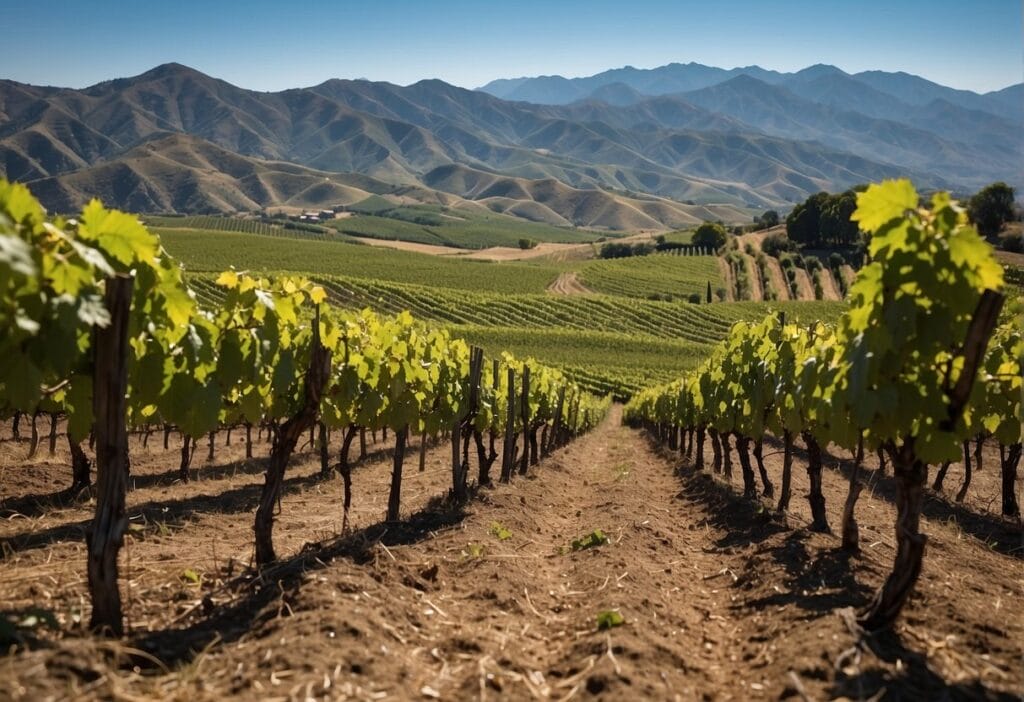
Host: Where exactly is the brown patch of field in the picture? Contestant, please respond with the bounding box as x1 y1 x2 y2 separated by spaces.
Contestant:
547 271 594 295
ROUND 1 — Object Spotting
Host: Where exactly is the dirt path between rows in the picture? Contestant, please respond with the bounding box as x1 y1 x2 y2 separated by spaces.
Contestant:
2 407 1021 700
762 255 791 300
716 258 734 301
742 253 763 301
791 267 816 300
547 272 594 295
818 268 843 301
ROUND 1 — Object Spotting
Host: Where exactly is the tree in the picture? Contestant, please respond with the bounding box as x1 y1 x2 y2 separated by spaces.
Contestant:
819 191 859 246
786 192 827 246
755 210 779 229
968 182 1016 237
693 222 728 250
761 232 794 257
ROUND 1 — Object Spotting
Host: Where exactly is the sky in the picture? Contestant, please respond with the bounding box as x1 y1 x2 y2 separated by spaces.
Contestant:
2 0 1021 93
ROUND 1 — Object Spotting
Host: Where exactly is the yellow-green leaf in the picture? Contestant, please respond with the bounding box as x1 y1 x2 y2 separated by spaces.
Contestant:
216 270 239 289
852 179 918 233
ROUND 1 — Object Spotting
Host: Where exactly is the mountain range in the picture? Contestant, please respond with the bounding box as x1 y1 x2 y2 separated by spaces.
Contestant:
1 61 1019 228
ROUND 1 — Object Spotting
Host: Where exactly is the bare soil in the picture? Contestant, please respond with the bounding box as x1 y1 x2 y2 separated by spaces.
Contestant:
761 255 791 301
348 238 597 263
742 253 763 301
0 410 1021 700
791 267 816 301
818 268 843 302
717 258 735 301
547 272 594 296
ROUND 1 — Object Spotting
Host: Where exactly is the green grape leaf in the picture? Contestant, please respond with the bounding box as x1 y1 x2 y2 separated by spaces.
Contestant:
159 280 195 330
0 180 44 225
79 200 158 266
2 353 42 409
852 179 918 233
76 294 111 327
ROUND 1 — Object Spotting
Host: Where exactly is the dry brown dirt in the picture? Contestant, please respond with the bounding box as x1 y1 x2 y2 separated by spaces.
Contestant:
547 272 594 296
0 409 1021 700
347 237 595 263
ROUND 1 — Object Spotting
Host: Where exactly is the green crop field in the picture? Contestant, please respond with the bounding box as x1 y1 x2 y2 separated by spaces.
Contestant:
576 252 723 300
660 230 695 245
166 221 847 398
149 207 610 252
158 227 563 294
333 201 611 249
188 259 845 398
449 326 707 398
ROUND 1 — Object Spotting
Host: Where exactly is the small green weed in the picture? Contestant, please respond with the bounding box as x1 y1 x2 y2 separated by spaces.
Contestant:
596 610 624 630
464 543 486 558
489 522 512 541
571 529 609 551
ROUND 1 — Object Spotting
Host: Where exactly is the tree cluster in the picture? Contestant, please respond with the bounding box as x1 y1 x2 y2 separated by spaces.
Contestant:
785 189 863 248
599 241 655 259
692 222 728 250
967 182 1016 237
753 210 779 230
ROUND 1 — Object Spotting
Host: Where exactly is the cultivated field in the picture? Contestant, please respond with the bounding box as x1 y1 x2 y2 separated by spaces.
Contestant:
2 186 1022 702
1 407 1020 699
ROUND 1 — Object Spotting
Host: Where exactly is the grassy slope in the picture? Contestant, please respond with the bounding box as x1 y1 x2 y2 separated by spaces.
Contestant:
330 203 610 249
150 208 609 251
158 227 562 295
576 253 723 301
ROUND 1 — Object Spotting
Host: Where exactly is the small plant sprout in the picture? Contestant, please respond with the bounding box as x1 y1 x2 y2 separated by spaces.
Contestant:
489 522 512 541
571 529 609 551
596 610 624 630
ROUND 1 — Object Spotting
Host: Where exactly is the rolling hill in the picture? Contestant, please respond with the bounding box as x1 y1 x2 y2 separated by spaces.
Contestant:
1 61 1018 229
481 62 1022 192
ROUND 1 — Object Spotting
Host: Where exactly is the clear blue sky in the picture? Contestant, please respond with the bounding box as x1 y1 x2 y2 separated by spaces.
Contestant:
3 0 1021 92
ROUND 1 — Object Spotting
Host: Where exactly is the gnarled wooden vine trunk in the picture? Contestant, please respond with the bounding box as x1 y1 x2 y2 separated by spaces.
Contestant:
254 309 331 566
776 430 794 513
86 274 133 636
753 438 773 497
1001 442 1021 518
69 434 91 490
802 431 830 533
859 444 927 631
736 435 757 498
387 426 409 522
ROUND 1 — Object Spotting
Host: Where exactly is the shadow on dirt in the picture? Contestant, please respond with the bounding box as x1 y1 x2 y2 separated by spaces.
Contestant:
828 627 1020 701
644 429 1018 700
760 434 1023 560
131 492 473 668
662 441 874 614
0 465 329 558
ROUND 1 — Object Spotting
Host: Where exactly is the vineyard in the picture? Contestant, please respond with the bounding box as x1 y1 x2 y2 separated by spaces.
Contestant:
1 179 1022 700
156 226 566 294
575 254 722 301
187 272 845 399
326 203 609 249
626 181 1020 630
